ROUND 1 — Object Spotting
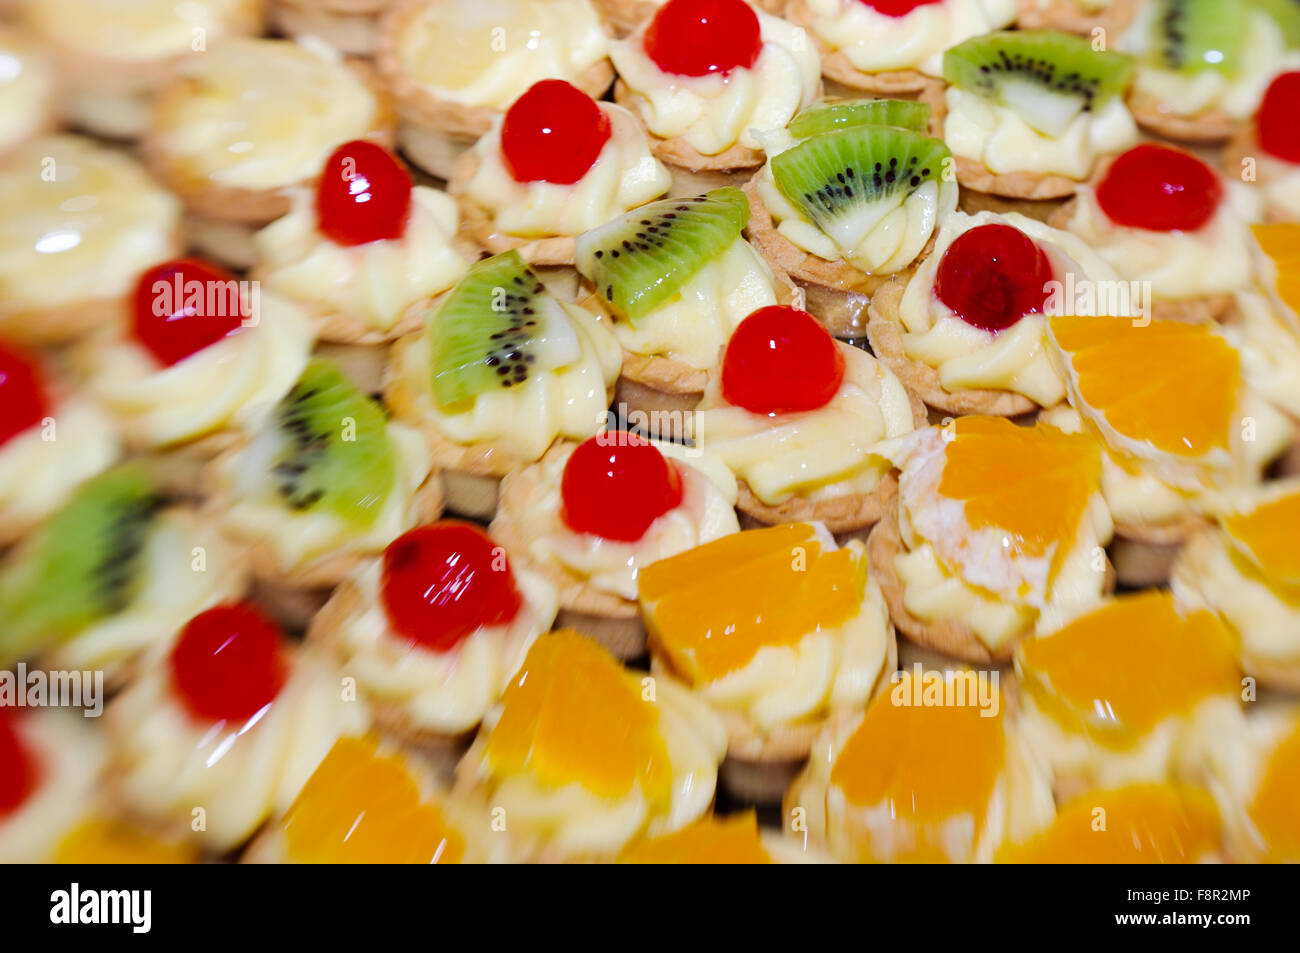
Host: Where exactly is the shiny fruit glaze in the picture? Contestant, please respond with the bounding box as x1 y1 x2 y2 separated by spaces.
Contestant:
855 0 944 15
644 0 762 77
316 140 413 246
501 80 612 185
561 433 683 541
722 305 845 414
1258 71 1300 165
0 709 38 818
0 342 49 449
170 603 288 724
1096 144 1222 232
935 224 1054 332
380 522 524 653
132 259 249 367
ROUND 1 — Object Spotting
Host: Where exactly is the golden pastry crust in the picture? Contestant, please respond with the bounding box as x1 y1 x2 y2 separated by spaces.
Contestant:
1014 0 1140 35
865 279 1040 417
785 0 937 96
1127 90 1240 144
271 0 389 57
612 80 768 176
737 471 901 535
142 58 396 226
446 151 578 265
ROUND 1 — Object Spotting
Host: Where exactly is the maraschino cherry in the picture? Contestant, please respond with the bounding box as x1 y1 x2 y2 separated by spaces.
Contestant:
316 139 413 246
855 0 943 15
561 433 683 541
644 0 762 77
935 224 1054 333
0 342 49 449
1258 71 1300 165
132 258 248 367
1096 144 1223 232
381 522 524 653
170 603 288 724
0 709 38 818
721 305 845 414
501 80 612 185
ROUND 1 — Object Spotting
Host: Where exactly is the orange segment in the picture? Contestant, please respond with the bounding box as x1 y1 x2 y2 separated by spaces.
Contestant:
484 630 672 803
1248 716 1300 862
1253 223 1300 319
997 784 1222 863
619 812 772 864
640 524 867 682
55 819 199 864
1049 315 1240 460
282 736 464 864
938 417 1101 571
829 670 1005 863
1222 489 1300 586
1017 592 1240 746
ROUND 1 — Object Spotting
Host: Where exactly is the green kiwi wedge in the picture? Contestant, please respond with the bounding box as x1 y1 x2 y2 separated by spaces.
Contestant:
1144 0 1248 74
789 99 931 139
0 466 162 663
574 187 750 323
943 30 1135 136
428 250 581 407
271 358 396 527
770 125 951 254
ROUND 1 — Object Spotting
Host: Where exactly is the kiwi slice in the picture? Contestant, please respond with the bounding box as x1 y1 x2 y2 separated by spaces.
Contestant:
943 30 1135 136
1145 0 1248 74
1251 0 1300 47
271 358 396 527
789 99 931 139
770 126 951 254
0 467 162 663
428 250 581 407
574 187 749 323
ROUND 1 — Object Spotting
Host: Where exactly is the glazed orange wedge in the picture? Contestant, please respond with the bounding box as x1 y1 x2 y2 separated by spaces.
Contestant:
1222 488 1300 586
55 819 199 864
1049 316 1240 461
1252 223 1300 320
1248 716 1300 862
484 630 672 804
639 523 867 682
620 812 772 864
281 736 464 864
1016 592 1240 746
997 783 1222 863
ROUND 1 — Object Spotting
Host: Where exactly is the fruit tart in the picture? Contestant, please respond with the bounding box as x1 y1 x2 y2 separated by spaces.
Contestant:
692 305 924 535
1172 481 1300 691
1014 0 1140 34
784 0 1016 96
575 187 792 420
454 629 727 861
253 140 473 344
1015 592 1242 797
0 24 54 160
744 108 959 336
376 0 615 179
143 36 394 268
867 416 1113 664
1117 0 1300 143
784 667 1056 863
0 135 182 345
1051 144 1262 322
0 467 245 685
271 0 391 56
867 211 1131 416
1224 72 1300 224
490 432 739 658
933 30 1139 200
1043 315 1294 585
449 79 671 266
385 251 622 520
0 341 119 545
19 0 263 140
205 358 440 626
639 522 897 803
308 522 559 753
106 602 369 854
610 0 821 194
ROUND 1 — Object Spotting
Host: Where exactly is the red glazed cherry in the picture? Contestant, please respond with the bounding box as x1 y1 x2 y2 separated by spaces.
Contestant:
501 80 612 185
1096 144 1223 232
316 139 413 246
170 603 288 724
644 0 762 77
561 433 683 541
132 258 248 367
855 0 943 15
1258 71 1300 165
935 224 1054 333
721 305 845 414
0 342 49 449
0 709 38 818
381 522 524 653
